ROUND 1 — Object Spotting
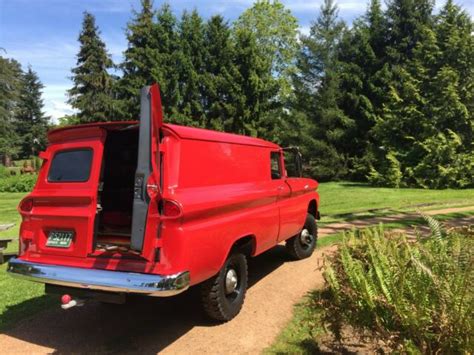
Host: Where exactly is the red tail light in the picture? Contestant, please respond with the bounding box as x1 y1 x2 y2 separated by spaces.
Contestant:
20 198 34 212
162 200 182 218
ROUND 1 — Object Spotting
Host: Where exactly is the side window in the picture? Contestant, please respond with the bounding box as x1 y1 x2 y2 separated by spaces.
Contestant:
270 152 282 179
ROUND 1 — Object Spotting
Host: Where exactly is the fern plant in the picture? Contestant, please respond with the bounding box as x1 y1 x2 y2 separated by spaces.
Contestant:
322 219 473 353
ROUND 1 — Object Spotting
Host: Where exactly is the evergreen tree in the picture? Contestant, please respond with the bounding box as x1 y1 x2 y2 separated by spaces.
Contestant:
432 0 474 145
16 66 49 157
119 0 157 120
337 1 392 179
174 10 206 125
0 56 21 165
201 15 238 130
68 11 115 123
153 3 180 118
384 0 434 64
227 28 277 136
294 0 351 180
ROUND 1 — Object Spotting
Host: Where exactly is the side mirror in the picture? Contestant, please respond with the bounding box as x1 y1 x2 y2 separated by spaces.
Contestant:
295 151 302 177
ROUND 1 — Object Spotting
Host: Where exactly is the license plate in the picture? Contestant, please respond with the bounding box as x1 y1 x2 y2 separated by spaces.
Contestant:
46 230 74 248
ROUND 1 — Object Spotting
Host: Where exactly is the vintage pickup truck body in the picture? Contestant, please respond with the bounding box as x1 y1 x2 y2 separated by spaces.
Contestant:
8 84 319 320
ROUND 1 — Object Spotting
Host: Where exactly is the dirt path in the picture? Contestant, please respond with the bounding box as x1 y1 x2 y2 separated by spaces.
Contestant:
0 246 334 354
1 205 473 354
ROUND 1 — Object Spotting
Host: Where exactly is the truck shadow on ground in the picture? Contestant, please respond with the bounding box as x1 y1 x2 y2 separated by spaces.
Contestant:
2 245 294 354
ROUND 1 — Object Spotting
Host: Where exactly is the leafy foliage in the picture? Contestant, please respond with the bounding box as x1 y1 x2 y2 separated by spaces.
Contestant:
0 174 37 192
410 130 474 188
234 0 299 99
323 222 473 353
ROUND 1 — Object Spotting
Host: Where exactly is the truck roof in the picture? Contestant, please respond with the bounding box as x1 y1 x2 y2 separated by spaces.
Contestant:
48 121 280 149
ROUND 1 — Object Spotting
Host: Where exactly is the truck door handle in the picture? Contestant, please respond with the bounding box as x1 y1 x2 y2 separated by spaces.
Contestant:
304 184 310 189
277 186 284 191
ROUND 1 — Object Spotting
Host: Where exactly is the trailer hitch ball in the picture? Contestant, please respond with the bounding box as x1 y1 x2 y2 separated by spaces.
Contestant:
61 294 84 310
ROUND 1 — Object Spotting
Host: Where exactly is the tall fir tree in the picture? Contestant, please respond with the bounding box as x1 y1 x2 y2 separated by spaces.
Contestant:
68 12 116 123
174 10 206 125
16 66 49 157
0 56 22 165
201 15 238 130
152 3 180 118
294 0 352 180
384 0 434 64
336 0 391 179
227 28 277 136
433 0 474 145
119 0 157 120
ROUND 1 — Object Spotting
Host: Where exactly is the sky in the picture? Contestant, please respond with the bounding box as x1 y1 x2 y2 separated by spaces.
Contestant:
1 0 473 121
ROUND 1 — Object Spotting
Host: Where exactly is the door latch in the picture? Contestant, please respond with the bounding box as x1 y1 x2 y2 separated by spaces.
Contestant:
134 174 145 199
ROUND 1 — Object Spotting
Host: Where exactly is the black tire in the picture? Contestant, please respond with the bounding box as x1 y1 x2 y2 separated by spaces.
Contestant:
200 253 248 322
286 213 317 260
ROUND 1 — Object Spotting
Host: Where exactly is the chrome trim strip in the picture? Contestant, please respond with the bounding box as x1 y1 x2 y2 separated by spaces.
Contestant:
7 258 189 297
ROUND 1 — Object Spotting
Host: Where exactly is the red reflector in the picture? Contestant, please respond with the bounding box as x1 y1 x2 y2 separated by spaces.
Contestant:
162 200 182 217
20 198 34 212
61 294 72 305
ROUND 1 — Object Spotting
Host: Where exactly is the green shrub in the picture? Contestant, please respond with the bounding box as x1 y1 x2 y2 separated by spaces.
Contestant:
323 221 473 353
0 174 37 192
32 156 42 171
0 165 10 179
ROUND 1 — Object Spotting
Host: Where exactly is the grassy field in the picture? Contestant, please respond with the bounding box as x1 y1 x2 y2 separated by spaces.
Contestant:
0 192 25 252
318 182 474 224
0 183 474 332
0 192 55 331
0 264 54 331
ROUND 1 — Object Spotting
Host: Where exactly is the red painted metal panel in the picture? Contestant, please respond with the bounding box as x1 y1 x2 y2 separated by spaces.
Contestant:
17 102 319 288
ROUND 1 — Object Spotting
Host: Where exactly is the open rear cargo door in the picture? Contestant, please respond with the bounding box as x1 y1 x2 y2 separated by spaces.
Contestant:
130 84 163 256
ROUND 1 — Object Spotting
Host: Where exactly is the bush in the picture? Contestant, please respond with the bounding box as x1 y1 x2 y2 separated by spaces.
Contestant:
0 165 10 179
323 220 473 353
0 174 37 192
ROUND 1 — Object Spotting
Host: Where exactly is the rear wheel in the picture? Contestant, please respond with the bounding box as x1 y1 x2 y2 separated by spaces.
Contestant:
286 213 317 260
200 253 248 322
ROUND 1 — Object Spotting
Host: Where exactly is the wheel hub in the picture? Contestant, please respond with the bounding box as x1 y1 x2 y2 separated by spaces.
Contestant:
300 228 313 246
225 268 238 294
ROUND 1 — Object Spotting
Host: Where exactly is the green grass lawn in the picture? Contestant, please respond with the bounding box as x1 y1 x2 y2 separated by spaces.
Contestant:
0 183 474 332
0 192 54 331
0 192 25 253
318 182 474 224
0 264 54 331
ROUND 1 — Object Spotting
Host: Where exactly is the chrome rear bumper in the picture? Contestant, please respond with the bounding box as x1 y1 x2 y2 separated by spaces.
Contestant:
7 258 190 297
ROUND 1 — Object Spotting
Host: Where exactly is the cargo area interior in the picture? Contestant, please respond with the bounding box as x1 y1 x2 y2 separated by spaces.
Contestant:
95 128 138 249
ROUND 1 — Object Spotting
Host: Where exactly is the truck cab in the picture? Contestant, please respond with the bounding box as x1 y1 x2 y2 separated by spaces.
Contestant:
8 84 319 321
